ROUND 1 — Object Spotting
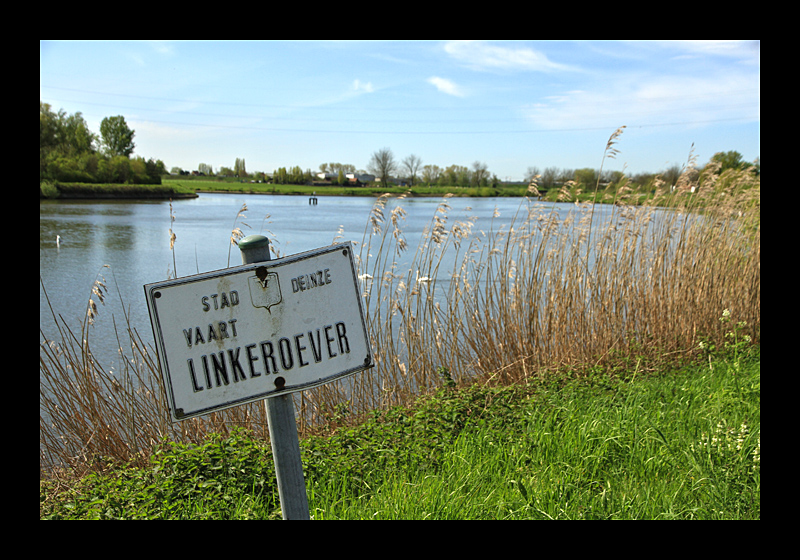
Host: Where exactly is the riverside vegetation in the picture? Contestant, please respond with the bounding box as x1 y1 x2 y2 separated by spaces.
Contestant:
40 344 760 520
40 131 760 519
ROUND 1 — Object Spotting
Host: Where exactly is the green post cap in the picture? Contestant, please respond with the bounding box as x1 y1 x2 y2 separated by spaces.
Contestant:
238 234 271 265
238 234 270 249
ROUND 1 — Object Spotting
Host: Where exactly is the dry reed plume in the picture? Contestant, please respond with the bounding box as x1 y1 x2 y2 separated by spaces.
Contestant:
40 133 760 479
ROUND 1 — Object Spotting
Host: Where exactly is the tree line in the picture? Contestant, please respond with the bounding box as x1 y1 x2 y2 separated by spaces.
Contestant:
364 148 497 188
40 102 166 185
41 104 759 191
272 148 759 191
526 152 759 193
181 148 761 193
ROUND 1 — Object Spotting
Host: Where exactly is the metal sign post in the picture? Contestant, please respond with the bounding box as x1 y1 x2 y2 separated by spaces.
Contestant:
144 234 373 520
239 234 309 520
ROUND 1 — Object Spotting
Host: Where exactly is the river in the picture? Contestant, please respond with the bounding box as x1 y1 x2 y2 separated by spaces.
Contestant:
40 193 615 374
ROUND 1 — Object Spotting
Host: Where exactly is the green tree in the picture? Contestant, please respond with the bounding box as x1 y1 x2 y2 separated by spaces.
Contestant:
710 151 752 173
455 165 471 187
288 166 307 184
99 116 135 157
440 165 459 186
40 102 61 157
40 102 96 157
573 168 599 190
421 164 442 185
40 102 97 180
234 158 247 177
143 157 166 182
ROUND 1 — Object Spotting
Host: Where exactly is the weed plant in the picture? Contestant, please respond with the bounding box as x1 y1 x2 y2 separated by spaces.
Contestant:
40 131 760 493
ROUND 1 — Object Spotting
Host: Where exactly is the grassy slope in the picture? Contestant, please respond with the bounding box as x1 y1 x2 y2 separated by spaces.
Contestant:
40 347 760 520
162 177 527 197
41 182 198 199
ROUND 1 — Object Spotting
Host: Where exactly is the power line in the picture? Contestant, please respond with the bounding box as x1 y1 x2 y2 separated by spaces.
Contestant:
41 97 520 124
62 112 758 135
41 85 508 112
41 85 759 135
42 93 758 128
41 84 759 115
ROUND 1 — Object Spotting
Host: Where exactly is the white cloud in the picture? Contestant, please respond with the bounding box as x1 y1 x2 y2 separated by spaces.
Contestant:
352 79 374 93
148 41 176 56
523 74 759 130
443 40 575 72
125 52 147 67
427 76 465 97
668 40 760 61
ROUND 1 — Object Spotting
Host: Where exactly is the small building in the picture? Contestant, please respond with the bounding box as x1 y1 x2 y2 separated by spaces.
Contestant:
346 173 375 186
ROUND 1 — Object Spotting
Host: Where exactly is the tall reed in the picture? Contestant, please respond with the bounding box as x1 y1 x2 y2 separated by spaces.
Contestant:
40 135 760 477
298 137 760 429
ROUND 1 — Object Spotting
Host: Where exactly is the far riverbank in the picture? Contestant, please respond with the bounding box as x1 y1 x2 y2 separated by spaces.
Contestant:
40 181 198 200
40 176 755 208
40 180 528 200
167 178 529 198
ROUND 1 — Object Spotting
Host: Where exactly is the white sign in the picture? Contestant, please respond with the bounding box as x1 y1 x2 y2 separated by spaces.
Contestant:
144 243 372 421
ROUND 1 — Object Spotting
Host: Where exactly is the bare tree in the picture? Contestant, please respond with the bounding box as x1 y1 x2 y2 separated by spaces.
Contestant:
368 148 397 184
402 154 423 185
472 161 489 187
541 166 559 189
525 166 541 183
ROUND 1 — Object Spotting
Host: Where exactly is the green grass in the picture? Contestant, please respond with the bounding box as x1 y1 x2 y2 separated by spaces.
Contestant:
41 181 197 199
162 177 527 197
40 346 759 520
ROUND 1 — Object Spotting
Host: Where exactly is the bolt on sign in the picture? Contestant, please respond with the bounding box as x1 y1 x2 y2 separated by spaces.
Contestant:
144 243 372 421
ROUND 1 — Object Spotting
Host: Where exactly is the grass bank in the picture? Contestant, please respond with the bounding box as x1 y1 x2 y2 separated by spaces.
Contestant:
162 177 526 198
40 344 759 520
40 181 198 199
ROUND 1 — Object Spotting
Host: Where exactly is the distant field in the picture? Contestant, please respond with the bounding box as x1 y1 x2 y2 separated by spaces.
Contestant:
40 181 197 199
161 177 528 197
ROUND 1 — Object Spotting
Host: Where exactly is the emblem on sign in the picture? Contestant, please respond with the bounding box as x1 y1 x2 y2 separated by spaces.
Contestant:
249 267 282 311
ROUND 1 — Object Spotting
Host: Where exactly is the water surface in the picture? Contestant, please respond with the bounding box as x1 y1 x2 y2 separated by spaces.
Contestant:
41 193 583 370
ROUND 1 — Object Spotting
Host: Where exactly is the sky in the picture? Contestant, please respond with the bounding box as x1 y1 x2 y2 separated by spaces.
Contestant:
40 40 760 181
